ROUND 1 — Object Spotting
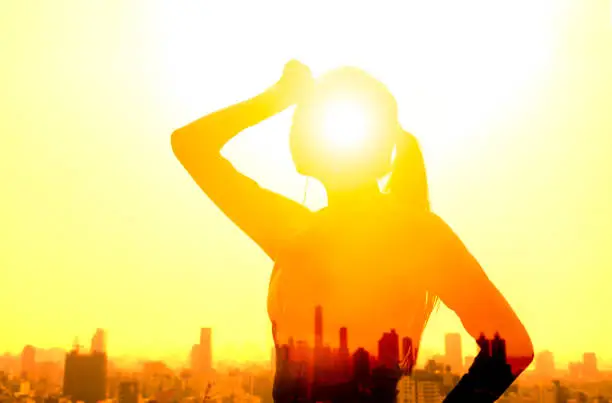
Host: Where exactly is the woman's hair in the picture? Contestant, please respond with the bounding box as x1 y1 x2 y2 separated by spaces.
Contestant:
385 131 430 211
385 131 440 332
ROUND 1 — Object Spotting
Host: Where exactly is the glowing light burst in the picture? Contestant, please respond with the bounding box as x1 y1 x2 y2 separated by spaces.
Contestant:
320 99 372 151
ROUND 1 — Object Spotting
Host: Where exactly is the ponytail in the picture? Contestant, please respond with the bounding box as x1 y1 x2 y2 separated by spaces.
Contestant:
386 130 439 351
385 130 430 211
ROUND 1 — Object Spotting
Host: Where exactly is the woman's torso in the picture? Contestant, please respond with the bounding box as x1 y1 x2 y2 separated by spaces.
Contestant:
268 195 436 402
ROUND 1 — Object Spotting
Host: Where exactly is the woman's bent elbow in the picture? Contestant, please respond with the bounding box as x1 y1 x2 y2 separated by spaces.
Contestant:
170 129 186 157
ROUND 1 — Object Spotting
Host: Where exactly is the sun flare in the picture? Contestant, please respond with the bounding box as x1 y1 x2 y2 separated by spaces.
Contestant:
320 98 372 151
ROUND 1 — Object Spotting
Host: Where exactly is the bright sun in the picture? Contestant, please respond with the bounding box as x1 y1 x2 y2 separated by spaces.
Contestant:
320 98 371 151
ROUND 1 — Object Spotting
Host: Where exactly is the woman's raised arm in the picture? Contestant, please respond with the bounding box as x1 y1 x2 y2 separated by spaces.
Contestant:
171 61 313 260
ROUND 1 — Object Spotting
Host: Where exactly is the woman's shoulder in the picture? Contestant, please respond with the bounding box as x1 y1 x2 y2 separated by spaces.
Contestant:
381 195 451 238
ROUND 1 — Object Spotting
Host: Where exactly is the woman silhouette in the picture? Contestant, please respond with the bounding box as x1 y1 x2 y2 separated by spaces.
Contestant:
172 60 534 403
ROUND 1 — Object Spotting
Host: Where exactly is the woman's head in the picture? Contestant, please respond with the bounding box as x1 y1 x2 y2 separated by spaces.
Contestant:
289 67 401 190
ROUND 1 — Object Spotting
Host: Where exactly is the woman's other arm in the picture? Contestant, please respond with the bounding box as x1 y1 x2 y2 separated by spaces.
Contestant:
171 61 313 260
423 215 534 402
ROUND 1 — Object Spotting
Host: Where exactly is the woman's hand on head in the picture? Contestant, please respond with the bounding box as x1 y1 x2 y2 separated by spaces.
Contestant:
270 60 314 109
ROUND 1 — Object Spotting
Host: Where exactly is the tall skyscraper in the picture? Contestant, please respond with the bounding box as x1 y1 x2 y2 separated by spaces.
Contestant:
199 328 212 372
63 349 107 403
91 329 106 354
582 352 598 379
535 351 555 378
568 362 582 379
378 329 400 369
190 344 200 373
20 345 36 379
339 327 348 351
314 305 323 349
444 333 462 373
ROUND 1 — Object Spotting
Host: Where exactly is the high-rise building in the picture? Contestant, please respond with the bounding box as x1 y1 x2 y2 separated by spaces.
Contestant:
535 351 555 378
63 349 107 403
339 327 348 352
378 329 400 369
20 345 36 379
190 344 200 373
582 352 598 379
118 381 138 403
397 375 417 403
568 362 582 379
199 328 212 372
315 305 323 349
413 370 443 403
352 348 371 385
444 333 462 374
91 329 106 354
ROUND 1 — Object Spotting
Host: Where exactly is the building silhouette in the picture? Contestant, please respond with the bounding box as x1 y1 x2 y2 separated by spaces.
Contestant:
444 333 462 374
582 352 598 379
91 329 106 354
63 348 107 403
190 344 200 372
568 361 582 379
200 328 213 372
272 306 518 403
398 370 443 403
535 351 555 378
20 345 36 379
118 380 138 403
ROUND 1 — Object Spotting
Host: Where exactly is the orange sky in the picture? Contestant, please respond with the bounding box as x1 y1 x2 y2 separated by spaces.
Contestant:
1 0 611 369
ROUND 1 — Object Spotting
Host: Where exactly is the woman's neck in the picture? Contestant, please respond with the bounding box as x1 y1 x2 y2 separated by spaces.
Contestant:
325 182 382 210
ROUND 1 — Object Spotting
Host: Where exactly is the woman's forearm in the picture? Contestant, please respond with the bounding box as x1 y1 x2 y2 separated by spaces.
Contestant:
171 84 288 156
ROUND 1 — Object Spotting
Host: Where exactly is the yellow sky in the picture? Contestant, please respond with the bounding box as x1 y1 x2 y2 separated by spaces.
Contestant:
1 0 611 368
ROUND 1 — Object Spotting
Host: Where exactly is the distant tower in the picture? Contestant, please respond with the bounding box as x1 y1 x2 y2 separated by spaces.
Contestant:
338 327 350 378
91 329 106 354
582 353 598 379
339 327 348 351
20 345 36 379
444 333 463 373
199 328 212 372
314 305 323 349
190 344 200 373
568 362 582 379
377 329 399 369
535 351 555 378
352 348 371 384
